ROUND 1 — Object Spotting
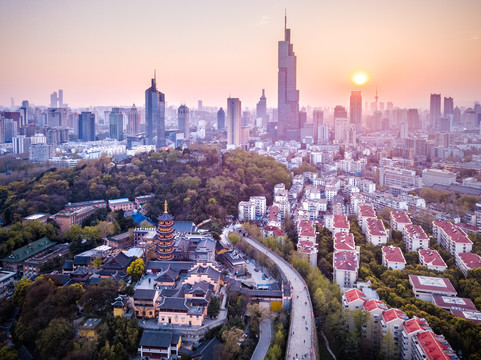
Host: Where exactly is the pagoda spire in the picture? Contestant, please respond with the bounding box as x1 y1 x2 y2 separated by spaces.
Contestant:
164 200 168 213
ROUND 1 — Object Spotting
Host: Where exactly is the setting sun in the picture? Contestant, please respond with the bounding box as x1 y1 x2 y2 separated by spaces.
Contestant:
351 71 369 86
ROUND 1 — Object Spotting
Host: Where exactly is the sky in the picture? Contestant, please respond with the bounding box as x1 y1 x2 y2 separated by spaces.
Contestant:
1 0 480 110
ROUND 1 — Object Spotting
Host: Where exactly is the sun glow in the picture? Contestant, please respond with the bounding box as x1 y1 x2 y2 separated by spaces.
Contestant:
351 71 369 86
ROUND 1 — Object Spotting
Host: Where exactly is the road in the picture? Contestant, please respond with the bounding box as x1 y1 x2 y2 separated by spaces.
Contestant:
251 319 273 360
221 226 316 360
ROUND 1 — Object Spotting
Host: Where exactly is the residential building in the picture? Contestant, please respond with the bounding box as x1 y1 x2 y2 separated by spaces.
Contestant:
326 214 350 234
366 218 388 245
412 331 458 360
432 295 477 313
418 249 447 272
380 308 409 346
400 317 431 360
357 204 376 234
432 220 472 256
379 166 422 188
108 198 135 212
333 232 357 254
382 246 406 270
403 224 429 252
342 288 366 311
390 210 411 232
456 252 481 277
333 251 359 290
78 112 96 141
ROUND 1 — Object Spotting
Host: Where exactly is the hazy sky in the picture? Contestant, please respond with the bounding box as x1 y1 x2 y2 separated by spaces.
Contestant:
1 0 480 110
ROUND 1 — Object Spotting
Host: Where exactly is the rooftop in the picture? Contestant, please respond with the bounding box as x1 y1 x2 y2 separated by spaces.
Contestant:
409 275 457 295
433 221 472 244
382 246 406 264
457 252 481 270
1 237 56 263
358 204 376 218
419 249 447 268
390 210 411 224
333 215 349 229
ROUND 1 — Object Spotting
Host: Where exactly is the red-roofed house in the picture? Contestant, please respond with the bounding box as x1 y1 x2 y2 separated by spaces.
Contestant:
382 246 406 270
358 204 377 234
418 249 447 272
342 288 366 311
364 299 388 324
366 218 389 245
412 331 458 360
450 310 481 323
432 220 472 256
267 205 281 228
409 275 457 303
333 232 357 254
456 252 481 276
297 219 316 243
390 210 412 232
333 251 359 290
297 240 318 268
263 226 285 238
326 214 350 234
380 308 409 345
400 317 431 360
403 224 429 252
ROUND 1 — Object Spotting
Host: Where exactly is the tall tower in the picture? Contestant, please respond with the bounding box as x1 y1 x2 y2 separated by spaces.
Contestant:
227 97 242 147
145 72 165 147
58 89 63 108
50 92 58 108
128 104 141 135
154 200 175 260
78 112 95 141
350 91 362 134
178 105 190 140
256 89 267 128
277 13 300 141
109 108 124 141
430 94 441 129
444 97 453 117
217 108 225 131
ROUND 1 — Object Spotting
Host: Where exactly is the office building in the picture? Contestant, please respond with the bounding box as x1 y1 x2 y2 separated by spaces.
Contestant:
256 89 267 128
334 105 348 119
227 97 241 147
128 104 141 135
444 97 453 117
217 108 225 131
50 91 58 108
109 108 124 141
177 105 189 140
430 94 441 129
78 112 96 141
47 108 68 128
350 90 362 134
145 73 165 147
407 109 420 132
277 15 300 140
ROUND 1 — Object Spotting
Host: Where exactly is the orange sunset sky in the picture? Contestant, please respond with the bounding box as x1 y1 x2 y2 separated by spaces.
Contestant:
0 0 480 110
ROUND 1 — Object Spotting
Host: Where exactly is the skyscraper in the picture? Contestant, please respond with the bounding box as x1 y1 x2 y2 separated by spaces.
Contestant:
350 90 362 134
50 91 58 108
109 108 124 140
78 112 95 141
334 105 348 119
178 105 189 140
444 97 453 117
128 104 141 135
145 73 165 147
256 89 267 129
217 108 225 131
227 97 241 148
58 89 63 108
277 15 300 141
407 109 420 132
430 94 441 129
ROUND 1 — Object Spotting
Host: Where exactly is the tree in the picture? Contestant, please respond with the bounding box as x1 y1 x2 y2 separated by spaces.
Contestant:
221 327 244 360
247 303 270 336
12 277 32 307
207 296 221 319
139 220 155 228
378 329 397 360
92 256 103 269
126 258 144 282
36 318 75 360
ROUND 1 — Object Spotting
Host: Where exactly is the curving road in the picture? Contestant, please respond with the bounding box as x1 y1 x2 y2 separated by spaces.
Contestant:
222 226 317 360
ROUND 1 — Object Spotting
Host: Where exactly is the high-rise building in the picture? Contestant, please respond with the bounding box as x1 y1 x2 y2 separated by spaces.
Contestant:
78 112 95 141
407 109 420 132
313 109 324 143
227 97 241 147
334 105 347 119
128 104 141 135
430 94 441 129
444 97 453 117
58 89 63 108
256 89 267 128
277 15 300 141
109 108 124 140
217 108 225 131
145 73 165 147
19 100 28 127
350 91 362 134
47 108 68 128
178 105 189 140
50 92 58 108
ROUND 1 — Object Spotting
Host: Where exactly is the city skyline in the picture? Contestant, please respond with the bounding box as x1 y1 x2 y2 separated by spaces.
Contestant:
1 0 481 109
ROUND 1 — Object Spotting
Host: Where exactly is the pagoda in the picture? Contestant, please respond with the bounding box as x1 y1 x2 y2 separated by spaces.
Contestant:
155 200 175 260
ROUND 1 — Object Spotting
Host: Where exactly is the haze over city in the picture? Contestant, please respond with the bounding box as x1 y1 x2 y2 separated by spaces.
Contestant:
1 0 481 109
